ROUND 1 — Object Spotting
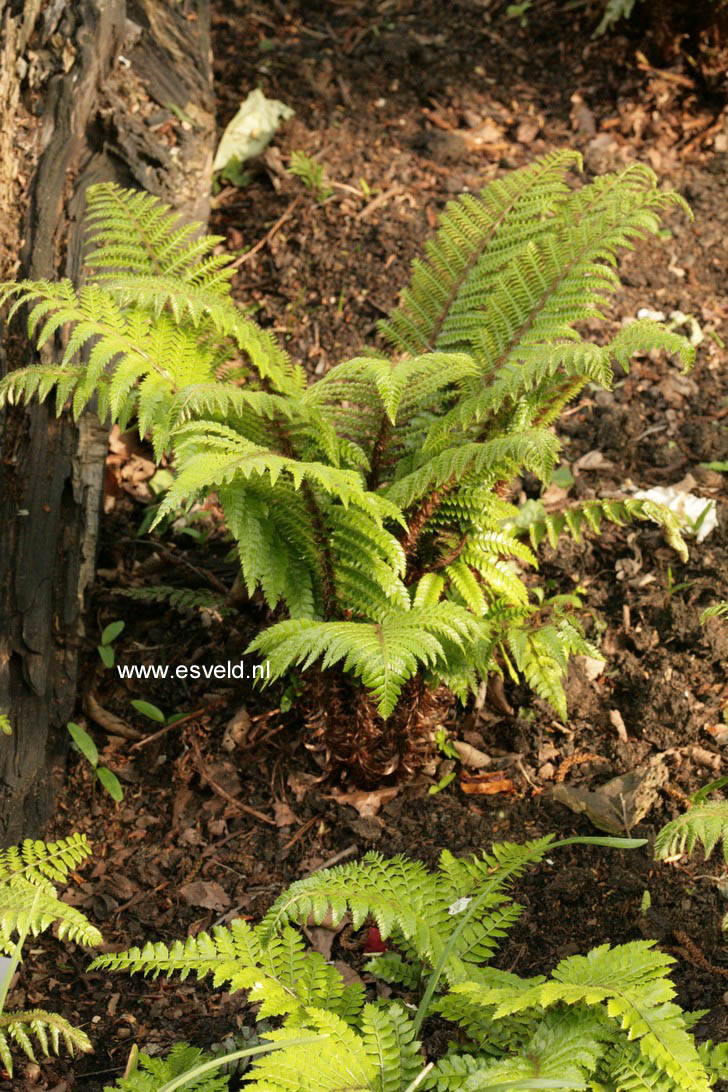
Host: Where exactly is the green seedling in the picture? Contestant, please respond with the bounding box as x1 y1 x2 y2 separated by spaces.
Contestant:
98 619 125 669
67 722 124 802
288 150 333 203
0 713 11 737
131 699 187 730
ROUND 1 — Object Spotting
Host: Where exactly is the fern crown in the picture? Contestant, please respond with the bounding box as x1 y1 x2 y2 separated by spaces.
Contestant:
0 154 694 723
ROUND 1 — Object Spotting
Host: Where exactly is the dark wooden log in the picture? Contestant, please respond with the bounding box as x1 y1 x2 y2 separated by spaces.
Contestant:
0 0 215 841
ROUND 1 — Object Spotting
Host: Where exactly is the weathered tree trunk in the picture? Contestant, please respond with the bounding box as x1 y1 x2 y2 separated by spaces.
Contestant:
0 0 215 841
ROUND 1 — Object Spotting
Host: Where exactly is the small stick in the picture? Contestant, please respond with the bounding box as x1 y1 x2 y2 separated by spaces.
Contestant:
356 185 403 222
231 196 301 268
305 843 358 875
191 738 277 826
129 708 205 751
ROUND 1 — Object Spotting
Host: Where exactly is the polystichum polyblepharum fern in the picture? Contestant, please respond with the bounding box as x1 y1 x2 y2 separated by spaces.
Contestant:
655 779 728 928
0 833 102 1076
91 835 728 1092
0 152 694 778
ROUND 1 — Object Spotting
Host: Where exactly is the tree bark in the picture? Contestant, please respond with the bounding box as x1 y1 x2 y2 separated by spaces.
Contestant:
0 0 215 841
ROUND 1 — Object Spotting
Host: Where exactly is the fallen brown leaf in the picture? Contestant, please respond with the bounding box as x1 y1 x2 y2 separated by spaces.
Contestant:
451 739 491 768
274 799 299 827
328 786 399 818
459 770 516 795
179 880 230 912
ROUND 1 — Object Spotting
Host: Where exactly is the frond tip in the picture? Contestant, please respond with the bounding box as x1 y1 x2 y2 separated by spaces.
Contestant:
0 1010 92 1077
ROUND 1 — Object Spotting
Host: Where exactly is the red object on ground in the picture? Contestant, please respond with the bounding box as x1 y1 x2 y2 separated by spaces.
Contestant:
365 925 387 953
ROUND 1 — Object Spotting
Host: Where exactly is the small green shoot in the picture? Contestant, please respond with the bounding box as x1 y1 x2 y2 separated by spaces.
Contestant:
0 713 11 737
428 771 457 795
288 151 333 203
98 620 125 669
131 699 166 724
434 725 459 759
665 566 697 600
67 722 124 802
640 889 651 913
506 1 533 25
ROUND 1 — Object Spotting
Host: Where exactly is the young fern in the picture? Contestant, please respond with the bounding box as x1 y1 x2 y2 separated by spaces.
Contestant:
90 837 726 1092
0 834 102 1076
0 154 695 778
655 782 728 928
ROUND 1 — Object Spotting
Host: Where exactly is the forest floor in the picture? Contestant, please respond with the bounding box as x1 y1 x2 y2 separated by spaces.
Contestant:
8 1 728 1088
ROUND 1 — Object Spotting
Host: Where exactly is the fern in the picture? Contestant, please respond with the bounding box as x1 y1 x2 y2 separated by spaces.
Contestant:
0 157 695 773
0 834 101 1076
89 836 726 1092
118 585 228 616
655 783 728 928
104 1043 230 1091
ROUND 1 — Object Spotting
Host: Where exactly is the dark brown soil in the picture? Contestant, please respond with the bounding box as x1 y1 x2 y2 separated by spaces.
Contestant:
7 1 728 1088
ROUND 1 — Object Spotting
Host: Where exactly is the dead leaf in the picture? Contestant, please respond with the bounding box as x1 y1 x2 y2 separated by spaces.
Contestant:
553 757 668 834
451 739 491 768
274 799 299 827
574 449 615 472
84 692 143 740
205 761 241 797
485 674 514 716
609 709 629 742
516 118 540 143
459 770 516 795
179 880 230 912
577 655 606 681
684 744 721 771
307 925 338 960
287 770 321 802
328 786 399 818
221 705 251 751
333 960 365 987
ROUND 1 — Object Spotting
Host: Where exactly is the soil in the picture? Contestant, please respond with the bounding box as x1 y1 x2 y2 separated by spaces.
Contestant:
6 1 728 1089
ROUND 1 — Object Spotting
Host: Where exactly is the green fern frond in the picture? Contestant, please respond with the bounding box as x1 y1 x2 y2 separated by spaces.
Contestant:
0 875 103 951
700 602 728 624
89 918 364 1026
103 1042 229 1092
244 1008 376 1092
519 497 689 562
0 1009 92 1077
654 800 728 864
247 605 483 717
379 149 582 355
0 832 93 887
458 940 711 1092
117 585 227 615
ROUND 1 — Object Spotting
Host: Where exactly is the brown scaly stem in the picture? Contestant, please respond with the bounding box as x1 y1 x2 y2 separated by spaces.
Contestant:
366 411 391 492
405 531 468 587
400 489 443 564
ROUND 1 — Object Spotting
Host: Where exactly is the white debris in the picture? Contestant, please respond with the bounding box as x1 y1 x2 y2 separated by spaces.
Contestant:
213 89 294 173
633 485 718 543
448 896 473 916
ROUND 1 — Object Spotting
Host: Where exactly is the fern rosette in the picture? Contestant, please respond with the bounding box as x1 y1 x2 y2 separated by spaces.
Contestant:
93 837 728 1092
0 152 694 777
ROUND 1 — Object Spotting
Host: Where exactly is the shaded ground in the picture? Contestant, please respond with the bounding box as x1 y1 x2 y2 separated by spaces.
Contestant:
6 1 728 1088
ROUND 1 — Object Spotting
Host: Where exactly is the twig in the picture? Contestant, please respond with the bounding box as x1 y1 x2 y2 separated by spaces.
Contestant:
129 707 205 751
304 843 358 875
191 738 277 826
356 184 403 221
231 196 301 268
84 691 143 740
